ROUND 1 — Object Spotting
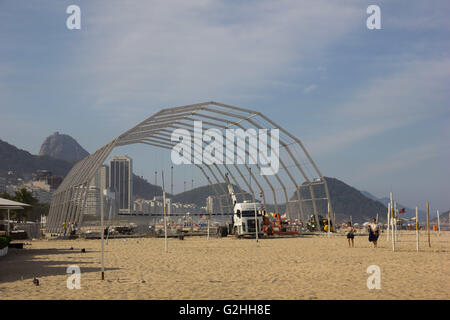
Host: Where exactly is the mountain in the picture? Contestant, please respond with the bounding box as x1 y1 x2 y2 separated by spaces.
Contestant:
173 177 389 223
360 191 380 202
0 139 73 179
0 135 416 224
361 191 427 220
39 132 89 163
431 210 450 223
172 183 247 210
289 177 388 224
133 175 165 200
0 137 162 202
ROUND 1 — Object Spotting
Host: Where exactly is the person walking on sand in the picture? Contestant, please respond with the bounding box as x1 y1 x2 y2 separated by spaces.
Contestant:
346 221 355 248
368 218 380 248
62 221 67 236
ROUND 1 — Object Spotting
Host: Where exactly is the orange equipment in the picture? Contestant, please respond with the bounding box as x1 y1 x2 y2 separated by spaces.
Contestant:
263 212 299 235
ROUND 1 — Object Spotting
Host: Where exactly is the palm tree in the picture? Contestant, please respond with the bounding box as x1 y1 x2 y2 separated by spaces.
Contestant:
6 188 39 222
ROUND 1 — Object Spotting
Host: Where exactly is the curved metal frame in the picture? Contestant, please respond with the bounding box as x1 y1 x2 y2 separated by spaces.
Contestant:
46 101 334 233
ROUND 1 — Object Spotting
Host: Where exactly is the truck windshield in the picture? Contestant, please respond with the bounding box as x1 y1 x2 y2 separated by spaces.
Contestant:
240 210 262 217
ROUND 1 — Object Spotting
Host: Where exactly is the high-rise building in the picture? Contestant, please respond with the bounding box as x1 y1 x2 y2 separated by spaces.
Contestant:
83 164 110 216
109 156 133 214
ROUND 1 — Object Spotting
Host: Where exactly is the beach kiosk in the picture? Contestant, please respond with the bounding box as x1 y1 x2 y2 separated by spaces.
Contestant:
0 197 31 236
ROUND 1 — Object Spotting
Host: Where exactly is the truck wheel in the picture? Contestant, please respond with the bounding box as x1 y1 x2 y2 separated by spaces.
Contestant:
221 226 228 237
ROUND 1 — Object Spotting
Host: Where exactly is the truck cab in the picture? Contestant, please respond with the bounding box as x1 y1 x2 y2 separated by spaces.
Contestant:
232 201 264 237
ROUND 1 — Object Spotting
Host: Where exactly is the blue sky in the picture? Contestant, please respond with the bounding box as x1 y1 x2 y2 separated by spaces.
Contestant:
1 1 449 211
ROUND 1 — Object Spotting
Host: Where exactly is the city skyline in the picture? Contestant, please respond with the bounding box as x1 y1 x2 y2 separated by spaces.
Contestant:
1 1 449 211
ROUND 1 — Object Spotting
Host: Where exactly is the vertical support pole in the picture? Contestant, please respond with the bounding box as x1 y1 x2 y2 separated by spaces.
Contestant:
101 191 105 280
426 201 430 248
7 209 10 236
415 206 419 252
164 191 168 253
436 209 440 236
394 201 398 242
171 166 173 196
387 203 390 241
390 192 395 251
309 185 320 232
106 202 112 245
207 213 210 240
253 200 259 243
327 202 331 238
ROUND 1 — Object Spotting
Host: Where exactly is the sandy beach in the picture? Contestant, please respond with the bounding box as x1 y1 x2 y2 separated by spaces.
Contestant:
1 231 449 300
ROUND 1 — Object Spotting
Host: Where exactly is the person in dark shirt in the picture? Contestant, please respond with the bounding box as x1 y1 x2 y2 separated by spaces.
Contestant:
346 222 355 248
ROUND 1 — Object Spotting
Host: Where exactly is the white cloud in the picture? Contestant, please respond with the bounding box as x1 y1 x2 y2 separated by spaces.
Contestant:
303 84 317 93
68 0 360 114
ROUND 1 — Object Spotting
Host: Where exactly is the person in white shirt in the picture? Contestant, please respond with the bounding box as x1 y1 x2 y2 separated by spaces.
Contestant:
368 218 379 248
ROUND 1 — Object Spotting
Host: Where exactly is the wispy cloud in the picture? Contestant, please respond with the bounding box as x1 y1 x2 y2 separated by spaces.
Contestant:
353 141 446 182
67 0 360 114
305 58 450 156
303 84 317 94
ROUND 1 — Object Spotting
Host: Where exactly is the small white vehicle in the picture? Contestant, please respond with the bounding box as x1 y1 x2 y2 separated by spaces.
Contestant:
224 173 264 238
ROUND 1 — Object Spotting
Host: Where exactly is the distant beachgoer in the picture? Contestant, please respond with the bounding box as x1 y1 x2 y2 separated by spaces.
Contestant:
368 218 379 248
347 222 355 248
62 221 67 236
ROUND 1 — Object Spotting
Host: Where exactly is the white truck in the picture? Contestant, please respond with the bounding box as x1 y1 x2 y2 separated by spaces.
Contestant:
224 173 264 238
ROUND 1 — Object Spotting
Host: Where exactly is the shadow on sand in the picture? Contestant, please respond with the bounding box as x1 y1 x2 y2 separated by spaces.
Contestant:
0 247 119 284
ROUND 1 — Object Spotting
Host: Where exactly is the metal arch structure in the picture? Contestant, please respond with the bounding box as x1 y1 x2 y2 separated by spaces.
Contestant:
46 101 335 234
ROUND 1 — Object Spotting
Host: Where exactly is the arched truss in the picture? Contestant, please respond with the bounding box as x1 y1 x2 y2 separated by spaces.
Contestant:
46 101 334 233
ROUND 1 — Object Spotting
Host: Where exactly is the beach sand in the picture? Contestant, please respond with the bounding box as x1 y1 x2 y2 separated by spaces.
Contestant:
1 231 449 299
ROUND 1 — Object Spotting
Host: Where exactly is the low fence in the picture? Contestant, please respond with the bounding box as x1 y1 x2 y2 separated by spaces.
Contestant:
15 223 42 239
